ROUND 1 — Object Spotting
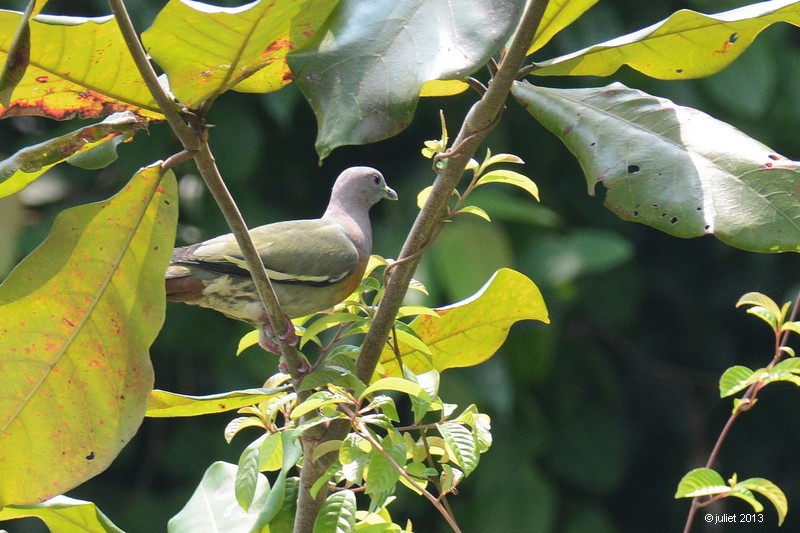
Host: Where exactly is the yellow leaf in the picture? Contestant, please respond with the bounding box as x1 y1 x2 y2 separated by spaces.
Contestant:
146 388 286 418
378 269 549 377
534 1 800 79
0 164 177 506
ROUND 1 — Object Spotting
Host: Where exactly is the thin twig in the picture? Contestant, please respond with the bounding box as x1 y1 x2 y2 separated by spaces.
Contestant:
683 289 800 533
342 406 462 533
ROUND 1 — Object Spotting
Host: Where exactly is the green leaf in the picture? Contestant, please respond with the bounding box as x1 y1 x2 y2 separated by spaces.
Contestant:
0 112 149 199
237 435 267 512
0 12 161 120
456 205 491 221
0 495 123 533
291 391 352 420
259 431 284 473
378 268 549 376
266 476 299 533
288 0 525 159
313 490 357 533
225 416 266 443
0 0 33 106
528 0 599 54
737 478 788 526
719 365 761 397
359 377 429 402
675 467 729 498
365 433 406 496
728 486 763 512
0 164 177 507
437 422 479 476
300 312 364 348
142 0 338 109
147 387 287 418
533 1 800 80
476 169 540 201
512 81 800 253
736 292 785 329
169 462 268 532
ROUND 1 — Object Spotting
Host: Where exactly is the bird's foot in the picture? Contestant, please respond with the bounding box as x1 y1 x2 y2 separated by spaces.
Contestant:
257 315 299 354
257 316 310 376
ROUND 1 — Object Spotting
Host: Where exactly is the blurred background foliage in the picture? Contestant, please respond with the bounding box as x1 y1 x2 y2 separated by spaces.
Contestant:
1 0 800 531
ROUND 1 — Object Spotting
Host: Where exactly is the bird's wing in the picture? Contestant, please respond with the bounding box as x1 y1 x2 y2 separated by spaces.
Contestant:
177 219 360 286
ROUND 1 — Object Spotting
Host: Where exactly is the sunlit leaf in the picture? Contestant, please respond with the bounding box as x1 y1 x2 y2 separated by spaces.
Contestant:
146 387 287 418
360 377 429 402
288 0 525 159
475 169 540 201
457 205 491 221
513 81 800 252
719 365 761 397
169 462 268 532
142 0 338 109
528 0 599 54
737 292 784 324
0 11 161 120
0 0 33 105
313 489 357 533
737 477 788 526
0 164 177 506
675 468 729 498
0 112 149 199
378 268 549 377
365 433 405 496
236 434 266 512
533 0 800 79
437 422 479 476
0 495 123 533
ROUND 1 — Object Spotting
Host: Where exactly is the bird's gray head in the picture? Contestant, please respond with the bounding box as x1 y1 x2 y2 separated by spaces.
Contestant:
330 167 397 210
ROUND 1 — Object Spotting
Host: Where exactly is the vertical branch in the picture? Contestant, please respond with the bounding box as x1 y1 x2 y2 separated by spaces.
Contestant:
355 0 549 383
296 3 550 531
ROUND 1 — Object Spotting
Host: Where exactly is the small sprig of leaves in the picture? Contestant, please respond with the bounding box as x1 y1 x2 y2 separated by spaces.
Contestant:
224 365 490 531
677 291 800 529
420 112 539 222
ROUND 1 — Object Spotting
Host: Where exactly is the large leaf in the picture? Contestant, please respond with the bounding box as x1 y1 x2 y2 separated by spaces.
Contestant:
142 0 338 109
378 268 549 377
0 112 149 199
512 81 800 252
0 164 177 506
0 495 123 533
0 11 161 120
532 0 800 79
288 0 525 160
146 387 288 418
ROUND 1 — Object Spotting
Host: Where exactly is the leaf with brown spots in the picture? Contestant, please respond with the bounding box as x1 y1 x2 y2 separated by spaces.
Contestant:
0 164 177 506
513 81 800 252
0 112 149 199
0 11 162 120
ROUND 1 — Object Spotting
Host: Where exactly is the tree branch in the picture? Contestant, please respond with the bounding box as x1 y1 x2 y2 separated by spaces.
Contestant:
355 0 549 383
108 0 307 380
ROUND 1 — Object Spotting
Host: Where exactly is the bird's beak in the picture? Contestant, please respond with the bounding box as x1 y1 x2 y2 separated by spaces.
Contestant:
384 185 398 201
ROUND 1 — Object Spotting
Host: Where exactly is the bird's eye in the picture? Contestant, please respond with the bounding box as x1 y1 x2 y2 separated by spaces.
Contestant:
371 174 380 185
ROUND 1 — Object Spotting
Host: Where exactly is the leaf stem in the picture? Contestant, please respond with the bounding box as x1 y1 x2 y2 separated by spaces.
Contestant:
343 406 462 533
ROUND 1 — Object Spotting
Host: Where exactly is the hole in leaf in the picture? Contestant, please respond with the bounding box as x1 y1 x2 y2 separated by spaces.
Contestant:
670 217 678 224
627 164 640 174
86 451 95 461
633 210 639 217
